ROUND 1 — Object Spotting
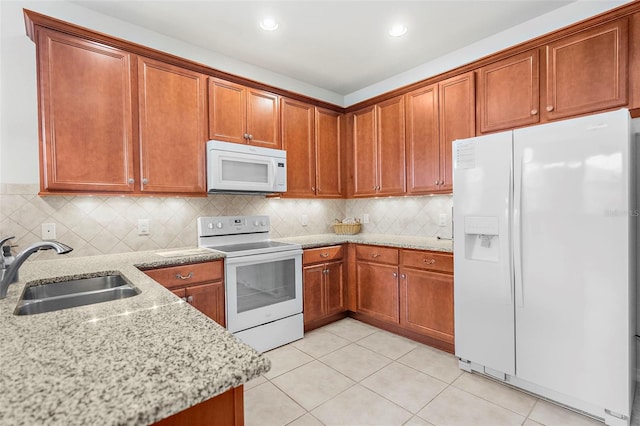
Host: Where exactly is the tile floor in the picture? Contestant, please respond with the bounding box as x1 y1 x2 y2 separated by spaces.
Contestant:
244 318 638 426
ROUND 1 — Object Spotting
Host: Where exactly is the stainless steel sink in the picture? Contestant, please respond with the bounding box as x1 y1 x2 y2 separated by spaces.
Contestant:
14 274 140 315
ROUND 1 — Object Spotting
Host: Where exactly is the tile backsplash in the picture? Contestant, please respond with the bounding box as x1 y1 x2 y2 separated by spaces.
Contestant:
0 183 452 258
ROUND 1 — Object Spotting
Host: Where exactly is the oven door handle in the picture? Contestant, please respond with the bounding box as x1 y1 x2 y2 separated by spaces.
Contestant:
224 249 303 265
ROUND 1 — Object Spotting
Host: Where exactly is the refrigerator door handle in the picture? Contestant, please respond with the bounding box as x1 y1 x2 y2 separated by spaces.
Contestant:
514 153 524 307
508 157 514 305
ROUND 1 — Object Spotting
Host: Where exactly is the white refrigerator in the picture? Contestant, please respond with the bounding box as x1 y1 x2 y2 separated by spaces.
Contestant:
453 109 636 426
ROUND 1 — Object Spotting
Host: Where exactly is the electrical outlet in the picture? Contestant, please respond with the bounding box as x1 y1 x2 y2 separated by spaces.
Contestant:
138 219 150 236
301 214 308 226
362 214 370 224
41 223 56 240
439 213 447 227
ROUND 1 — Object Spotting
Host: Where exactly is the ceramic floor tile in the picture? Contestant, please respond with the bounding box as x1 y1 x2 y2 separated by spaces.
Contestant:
417 387 525 426
397 345 463 384
320 317 378 341
291 329 350 358
523 419 544 426
311 384 413 426
244 381 306 426
263 345 314 379
286 413 325 426
243 374 267 391
361 362 447 413
404 416 435 426
319 343 392 381
452 372 537 416
271 360 355 410
356 330 418 359
528 400 604 426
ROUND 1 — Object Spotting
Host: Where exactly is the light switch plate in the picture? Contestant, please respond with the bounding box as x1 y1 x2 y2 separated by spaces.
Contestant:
301 215 308 226
439 213 448 227
362 214 370 224
138 219 150 236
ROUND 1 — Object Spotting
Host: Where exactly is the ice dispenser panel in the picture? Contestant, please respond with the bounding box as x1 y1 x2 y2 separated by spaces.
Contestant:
465 216 500 262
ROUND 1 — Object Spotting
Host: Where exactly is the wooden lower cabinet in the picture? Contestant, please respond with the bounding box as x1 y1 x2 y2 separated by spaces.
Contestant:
143 260 226 326
303 246 347 330
153 385 243 426
355 261 399 324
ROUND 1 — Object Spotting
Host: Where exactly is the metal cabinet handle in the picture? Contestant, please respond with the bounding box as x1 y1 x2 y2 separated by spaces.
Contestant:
546 105 554 112
401 274 406 279
248 134 253 140
393 272 398 278
423 259 436 264
243 133 249 139
320 253 329 258
311 186 316 191
371 253 380 258
531 109 538 115
181 296 187 302
142 178 149 185
176 272 193 280
186 295 194 303
128 178 134 184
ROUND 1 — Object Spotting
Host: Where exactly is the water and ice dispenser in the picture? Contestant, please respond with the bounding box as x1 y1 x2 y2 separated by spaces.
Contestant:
464 216 500 262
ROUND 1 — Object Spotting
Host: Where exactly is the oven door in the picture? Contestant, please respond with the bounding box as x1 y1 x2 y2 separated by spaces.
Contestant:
224 249 302 333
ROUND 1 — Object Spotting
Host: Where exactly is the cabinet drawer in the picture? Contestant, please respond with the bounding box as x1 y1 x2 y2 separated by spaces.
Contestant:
400 250 453 274
144 260 223 289
356 245 398 264
303 245 344 265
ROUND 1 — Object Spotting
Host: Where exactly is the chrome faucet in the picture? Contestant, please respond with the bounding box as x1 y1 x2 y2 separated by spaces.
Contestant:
0 240 73 299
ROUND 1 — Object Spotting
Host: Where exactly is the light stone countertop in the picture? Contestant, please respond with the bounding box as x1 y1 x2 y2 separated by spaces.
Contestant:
0 248 270 426
278 233 453 253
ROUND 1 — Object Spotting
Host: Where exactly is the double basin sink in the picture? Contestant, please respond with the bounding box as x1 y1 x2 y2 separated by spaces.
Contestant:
14 273 140 315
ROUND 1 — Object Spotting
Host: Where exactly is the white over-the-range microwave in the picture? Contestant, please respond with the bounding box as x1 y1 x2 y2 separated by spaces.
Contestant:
206 140 287 195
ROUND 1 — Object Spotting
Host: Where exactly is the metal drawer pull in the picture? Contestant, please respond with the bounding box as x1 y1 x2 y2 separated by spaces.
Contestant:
320 253 329 258
401 274 406 279
423 259 436 264
393 272 398 277
186 295 194 303
176 272 193 280
181 297 187 302
371 253 380 258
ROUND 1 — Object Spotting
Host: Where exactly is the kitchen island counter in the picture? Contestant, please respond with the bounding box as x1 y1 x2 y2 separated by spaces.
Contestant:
0 248 270 425
278 233 453 253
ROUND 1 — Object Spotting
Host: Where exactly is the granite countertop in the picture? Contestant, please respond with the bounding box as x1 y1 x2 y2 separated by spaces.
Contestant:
278 233 453 253
0 248 270 426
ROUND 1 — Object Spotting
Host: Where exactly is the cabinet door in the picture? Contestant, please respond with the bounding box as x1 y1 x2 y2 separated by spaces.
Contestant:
544 19 628 121
316 108 343 197
376 96 406 195
478 50 540 133
400 269 454 344
405 84 440 194
37 29 135 193
325 261 345 316
246 88 280 148
439 72 475 191
186 282 226 327
303 264 326 324
138 57 207 193
351 106 377 197
208 78 246 144
356 261 399 324
281 98 316 197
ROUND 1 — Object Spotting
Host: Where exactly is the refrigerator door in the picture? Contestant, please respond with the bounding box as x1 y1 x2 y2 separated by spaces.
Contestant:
514 109 631 416
453 131 515 376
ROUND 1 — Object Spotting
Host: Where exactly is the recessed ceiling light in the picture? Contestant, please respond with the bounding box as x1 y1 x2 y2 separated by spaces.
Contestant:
389 24 408 37
260 17 279 31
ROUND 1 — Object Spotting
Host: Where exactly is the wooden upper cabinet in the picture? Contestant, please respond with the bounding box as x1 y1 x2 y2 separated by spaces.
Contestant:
208 77 280 148
478 49 540 133
351 106 377 197
631 13 640 113
315 108 343 197
37 28 135 193
439 72 475 191
376 96 406 195
405 72 474 194
138 57 207 193
544 19 628 120
208 78 246 144
281 98 316 197
405 84 440 194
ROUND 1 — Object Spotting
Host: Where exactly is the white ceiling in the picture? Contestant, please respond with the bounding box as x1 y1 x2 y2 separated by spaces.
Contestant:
70 1 578 96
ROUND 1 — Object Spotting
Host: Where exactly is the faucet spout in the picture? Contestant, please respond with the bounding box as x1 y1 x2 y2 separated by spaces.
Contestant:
0 240 73 299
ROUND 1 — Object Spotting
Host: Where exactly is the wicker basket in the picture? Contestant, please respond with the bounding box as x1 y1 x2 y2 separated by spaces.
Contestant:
333 222 362 235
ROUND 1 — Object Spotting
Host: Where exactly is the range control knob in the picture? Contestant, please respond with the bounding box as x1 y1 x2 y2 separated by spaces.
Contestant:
260 220 267 226
207 223 214 229
216 222 223 229
254 220 260 227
